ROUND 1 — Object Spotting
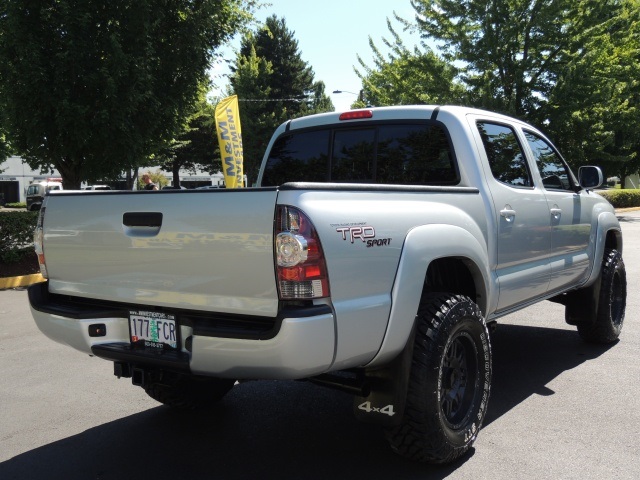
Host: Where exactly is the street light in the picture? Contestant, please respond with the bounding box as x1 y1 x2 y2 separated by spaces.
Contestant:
332 89 365 103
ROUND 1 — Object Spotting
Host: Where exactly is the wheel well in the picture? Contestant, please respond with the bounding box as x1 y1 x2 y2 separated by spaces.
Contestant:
605 229 621 251
423 257 485 313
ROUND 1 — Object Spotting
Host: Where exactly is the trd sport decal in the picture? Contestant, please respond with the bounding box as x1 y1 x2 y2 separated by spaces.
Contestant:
332 224 392 248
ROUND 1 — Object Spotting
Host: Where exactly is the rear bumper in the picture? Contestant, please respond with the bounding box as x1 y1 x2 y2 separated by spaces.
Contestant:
28 282 335 379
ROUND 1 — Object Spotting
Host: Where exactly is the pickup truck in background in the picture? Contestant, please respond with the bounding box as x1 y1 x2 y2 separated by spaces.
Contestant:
29 106 626 464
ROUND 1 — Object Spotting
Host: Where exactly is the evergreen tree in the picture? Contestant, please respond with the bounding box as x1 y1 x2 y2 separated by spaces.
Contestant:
229 15 333 183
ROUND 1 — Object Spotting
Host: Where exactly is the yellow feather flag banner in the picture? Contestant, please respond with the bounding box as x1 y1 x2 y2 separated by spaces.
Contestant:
215 95 244 188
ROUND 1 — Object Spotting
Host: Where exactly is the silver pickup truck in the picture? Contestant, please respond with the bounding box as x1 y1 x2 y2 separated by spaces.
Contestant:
29 105 626 464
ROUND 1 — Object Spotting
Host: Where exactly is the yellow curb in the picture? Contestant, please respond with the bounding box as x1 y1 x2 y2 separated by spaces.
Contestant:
0 273 45 290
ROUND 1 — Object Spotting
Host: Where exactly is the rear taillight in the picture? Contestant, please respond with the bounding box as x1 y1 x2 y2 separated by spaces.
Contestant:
275 206 329 299
34 207 48 278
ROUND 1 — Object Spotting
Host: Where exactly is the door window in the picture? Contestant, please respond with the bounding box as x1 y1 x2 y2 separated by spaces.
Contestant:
524 131 574 191
477 122 532 188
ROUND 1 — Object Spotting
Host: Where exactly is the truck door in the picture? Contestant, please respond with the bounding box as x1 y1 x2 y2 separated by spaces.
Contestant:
522 130 591 291
474 121 552 311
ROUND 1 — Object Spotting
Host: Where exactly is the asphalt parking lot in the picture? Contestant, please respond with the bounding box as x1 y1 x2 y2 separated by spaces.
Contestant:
1 211 639 480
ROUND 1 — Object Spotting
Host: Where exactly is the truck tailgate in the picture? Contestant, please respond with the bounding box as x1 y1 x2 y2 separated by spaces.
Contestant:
42 189 279 316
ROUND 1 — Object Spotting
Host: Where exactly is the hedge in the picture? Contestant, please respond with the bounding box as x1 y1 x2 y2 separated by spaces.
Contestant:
0 211 38 263
598 189 640 209
3 202 27 209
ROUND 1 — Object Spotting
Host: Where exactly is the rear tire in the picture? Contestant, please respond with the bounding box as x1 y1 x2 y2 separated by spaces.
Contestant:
385 294 491 464
577 249 626 344
144 372 235 410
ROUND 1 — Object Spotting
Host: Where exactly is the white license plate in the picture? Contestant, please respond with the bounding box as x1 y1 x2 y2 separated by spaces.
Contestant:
129 310 177 349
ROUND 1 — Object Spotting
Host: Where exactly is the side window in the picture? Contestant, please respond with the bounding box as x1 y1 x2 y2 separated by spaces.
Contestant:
477 122 532 188
524 131 574 191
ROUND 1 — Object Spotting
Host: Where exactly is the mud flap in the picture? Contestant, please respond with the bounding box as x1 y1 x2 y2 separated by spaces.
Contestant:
353 327 415 427
562 275 602 326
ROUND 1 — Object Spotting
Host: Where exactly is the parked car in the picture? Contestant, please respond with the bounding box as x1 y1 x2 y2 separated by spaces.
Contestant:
26 180 63 211
82 185 112 190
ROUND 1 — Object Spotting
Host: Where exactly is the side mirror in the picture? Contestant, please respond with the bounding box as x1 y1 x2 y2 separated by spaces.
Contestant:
578 166 603 190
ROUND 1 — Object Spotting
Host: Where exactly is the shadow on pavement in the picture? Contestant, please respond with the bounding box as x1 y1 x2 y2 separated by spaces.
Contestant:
0 323 613 480
485 323 615 426
616 213 640 223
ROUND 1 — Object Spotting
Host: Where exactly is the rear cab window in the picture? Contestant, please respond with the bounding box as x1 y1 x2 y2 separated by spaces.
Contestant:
261 122 459 186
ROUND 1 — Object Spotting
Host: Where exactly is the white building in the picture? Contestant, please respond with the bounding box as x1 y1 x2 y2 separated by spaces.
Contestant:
0 156 59 204
0 156 230 203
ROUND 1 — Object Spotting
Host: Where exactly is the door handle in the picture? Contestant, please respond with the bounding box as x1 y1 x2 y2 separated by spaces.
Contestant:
500 206 516 222
123 212 163 227
122 212 163 237
550 207 562 220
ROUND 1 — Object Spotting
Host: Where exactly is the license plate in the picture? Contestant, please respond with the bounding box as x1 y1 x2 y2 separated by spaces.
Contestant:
129 310 177 349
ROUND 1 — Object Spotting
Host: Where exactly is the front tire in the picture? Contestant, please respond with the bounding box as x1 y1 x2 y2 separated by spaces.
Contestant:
577 249 626 344
386 294 491 464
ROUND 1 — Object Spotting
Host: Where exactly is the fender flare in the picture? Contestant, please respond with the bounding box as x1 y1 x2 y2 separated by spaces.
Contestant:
582 211 623 288
365 224 492 367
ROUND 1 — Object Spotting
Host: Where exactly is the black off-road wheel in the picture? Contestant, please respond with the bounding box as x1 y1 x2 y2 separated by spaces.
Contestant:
385 294 491 464
144 372 235 410
577 249 626 344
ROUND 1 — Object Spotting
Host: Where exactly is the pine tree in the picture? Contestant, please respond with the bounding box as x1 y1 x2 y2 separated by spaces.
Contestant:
229 15 333 183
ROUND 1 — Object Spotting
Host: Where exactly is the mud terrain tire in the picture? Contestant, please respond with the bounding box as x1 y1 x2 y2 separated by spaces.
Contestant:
577 249 626 344
386 294 491 464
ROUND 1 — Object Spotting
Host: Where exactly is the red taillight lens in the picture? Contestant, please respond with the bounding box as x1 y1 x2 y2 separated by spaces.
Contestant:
275 206 329 299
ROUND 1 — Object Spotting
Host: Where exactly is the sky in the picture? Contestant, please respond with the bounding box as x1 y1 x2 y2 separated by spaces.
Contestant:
210 0 422 112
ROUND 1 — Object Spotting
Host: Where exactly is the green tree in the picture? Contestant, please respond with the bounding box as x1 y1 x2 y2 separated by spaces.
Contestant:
547 0 640 183
0 0 254 189
356 19 465 107
408 0 640 180
409 0 603 118
229 15 333 182
0 129 10 167
228 44 280 182
156 84 220 187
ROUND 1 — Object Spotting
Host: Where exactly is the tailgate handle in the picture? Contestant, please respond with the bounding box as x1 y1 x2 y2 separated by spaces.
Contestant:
123 212 163 227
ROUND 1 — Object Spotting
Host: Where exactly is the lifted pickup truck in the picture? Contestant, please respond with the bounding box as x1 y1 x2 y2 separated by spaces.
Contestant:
29 106 626 464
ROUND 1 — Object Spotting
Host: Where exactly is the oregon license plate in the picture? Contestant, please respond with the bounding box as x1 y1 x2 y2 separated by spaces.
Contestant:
129 310 177 349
